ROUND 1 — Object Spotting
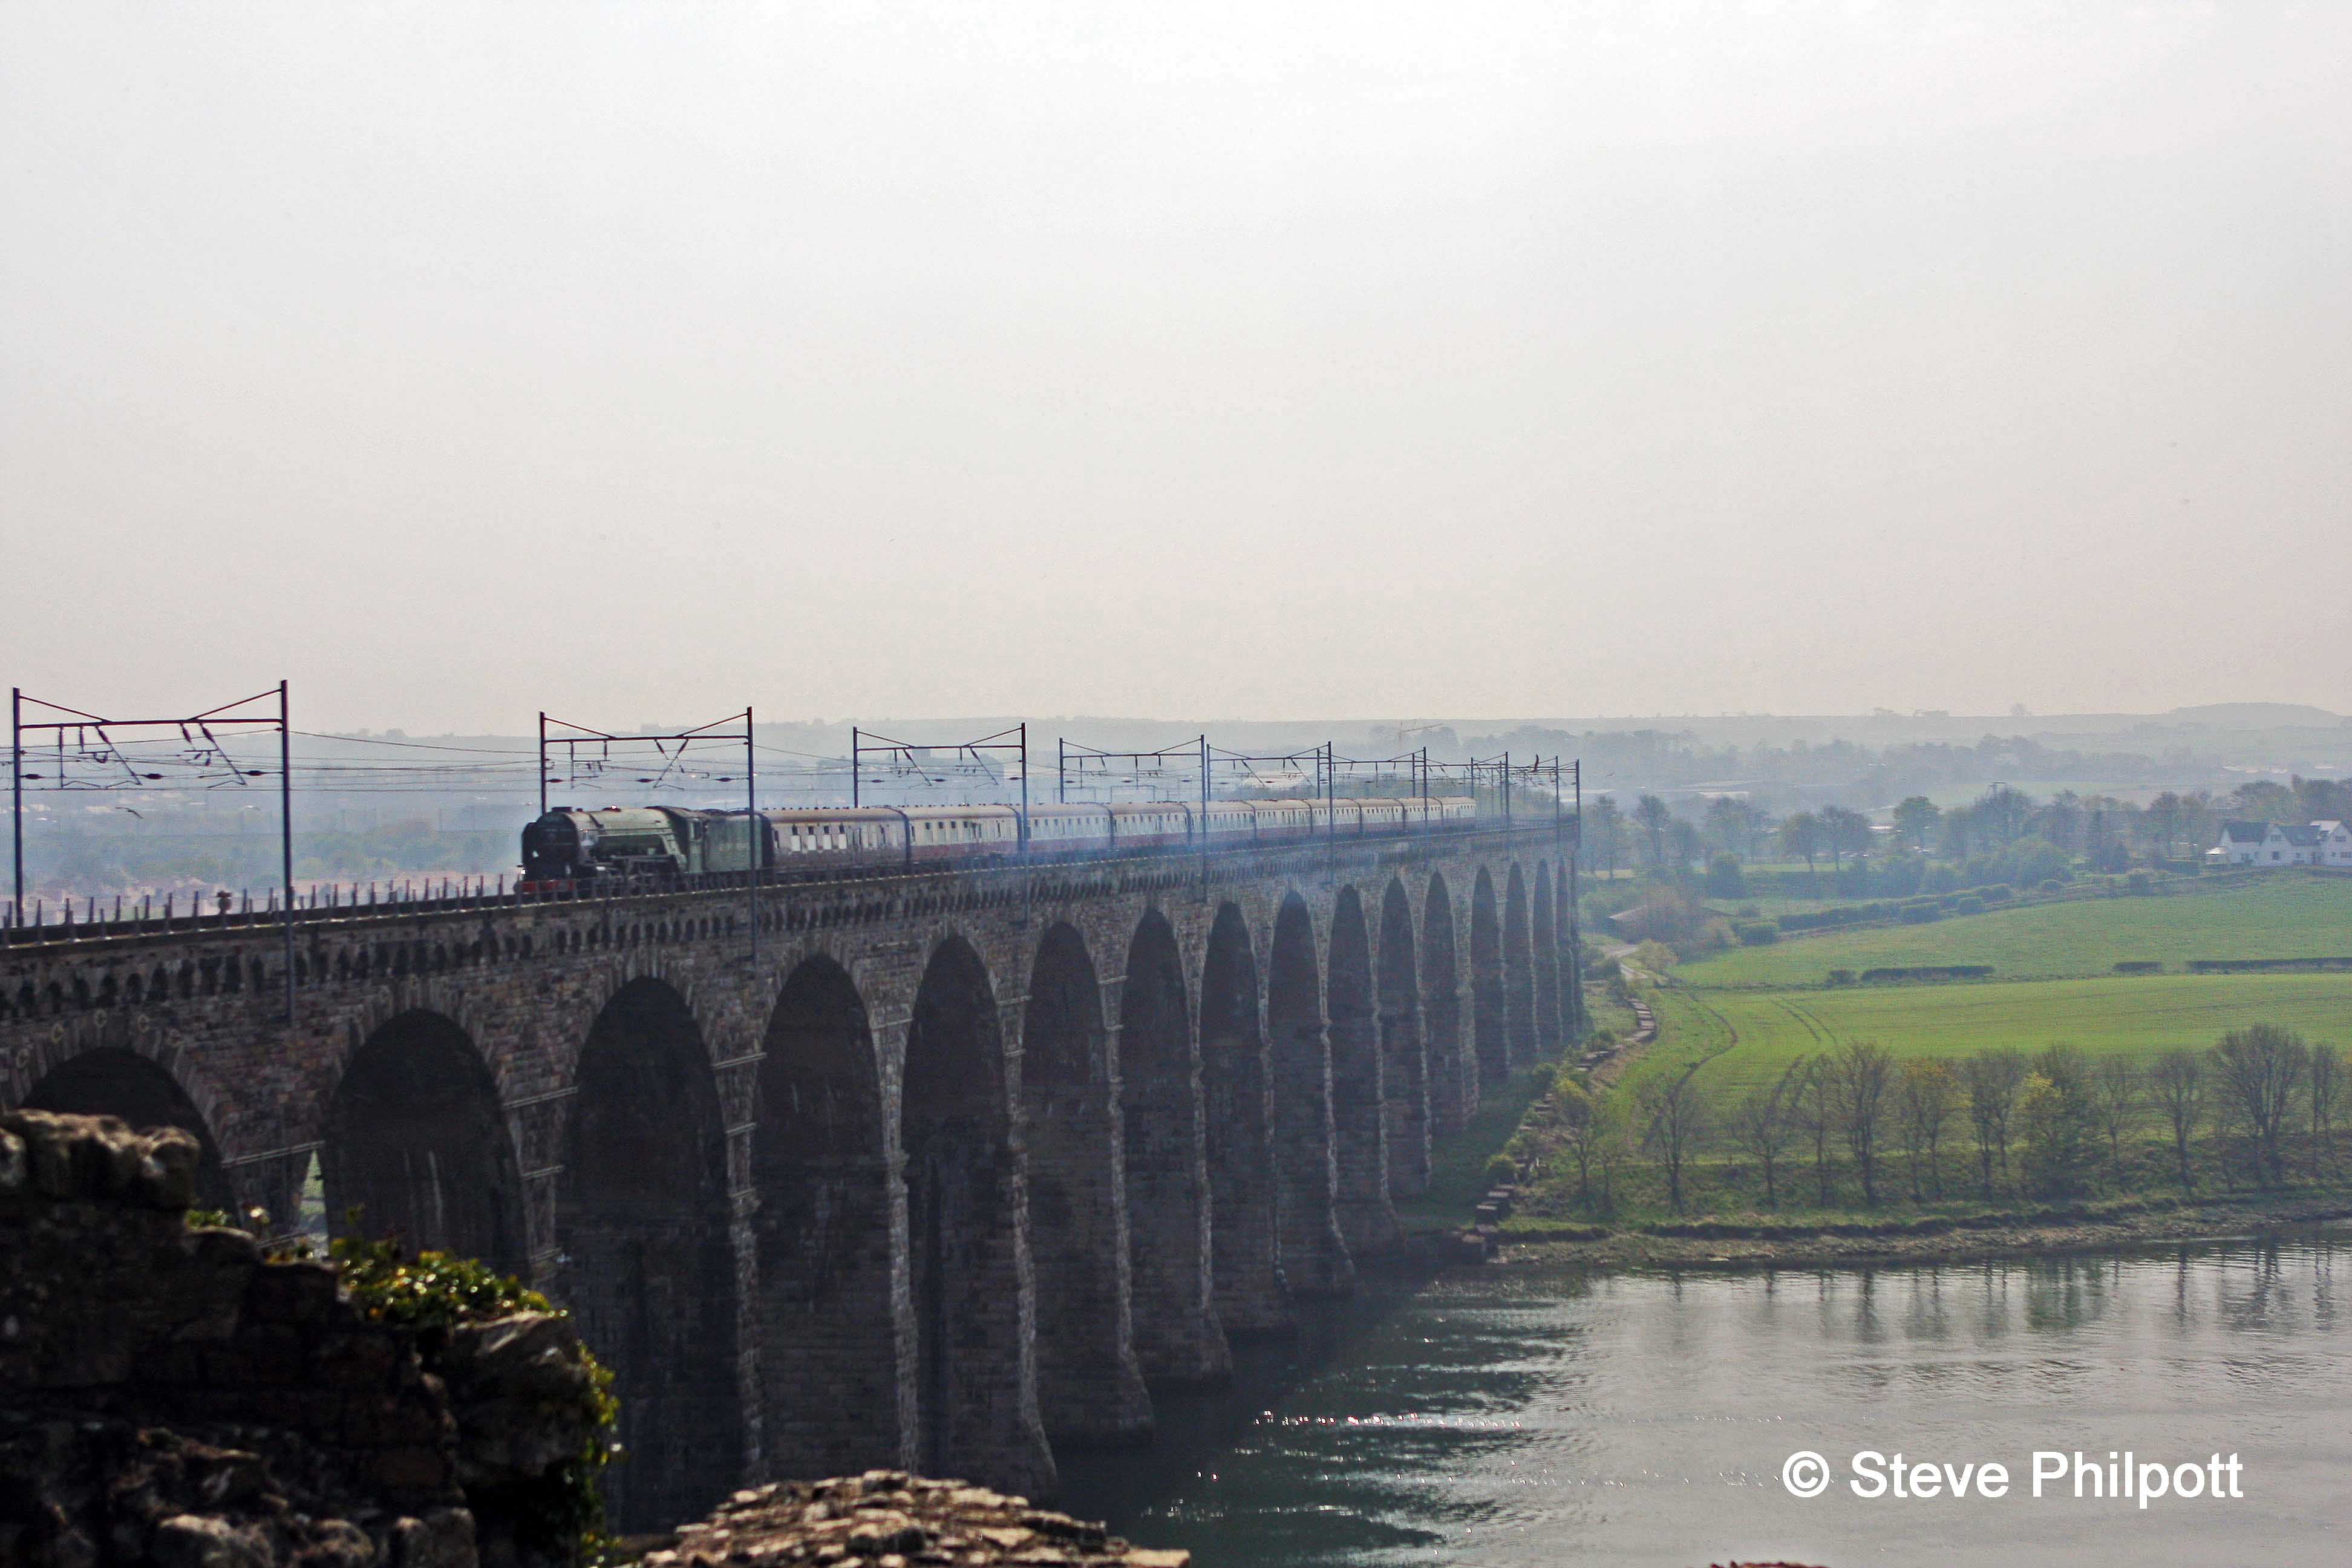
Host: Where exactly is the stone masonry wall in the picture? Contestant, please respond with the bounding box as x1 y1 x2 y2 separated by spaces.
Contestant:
0 828 1575 1517
0 1109 595 1568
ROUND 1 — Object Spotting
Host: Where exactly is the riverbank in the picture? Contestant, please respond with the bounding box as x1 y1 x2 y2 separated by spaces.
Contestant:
1495 1189 2352 1272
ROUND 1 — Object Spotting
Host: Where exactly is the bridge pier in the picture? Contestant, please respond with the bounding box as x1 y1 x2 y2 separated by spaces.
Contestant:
1117 913 1229 1383
1327 889 1397 1256
1471 870 1508 1088
753 955 908 1481
901 941 1055 1498
1268 898 1353 1299
1200 903 1287 1333
559 978 747 1535
1420 874 1474 1135
1022 929 1151 1446
1377 879 1431 1197
1533 864 1563 1057
1504 867 1538 1070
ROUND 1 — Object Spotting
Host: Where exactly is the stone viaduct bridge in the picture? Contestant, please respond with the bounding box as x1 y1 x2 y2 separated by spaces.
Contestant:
0 825 1580 1531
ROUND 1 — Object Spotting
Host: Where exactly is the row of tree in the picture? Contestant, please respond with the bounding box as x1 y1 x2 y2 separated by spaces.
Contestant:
1548 1026 2345 1216
1578 776 2344 888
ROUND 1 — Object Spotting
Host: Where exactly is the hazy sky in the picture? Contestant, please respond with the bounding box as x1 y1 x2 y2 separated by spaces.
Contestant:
4 2 2347 732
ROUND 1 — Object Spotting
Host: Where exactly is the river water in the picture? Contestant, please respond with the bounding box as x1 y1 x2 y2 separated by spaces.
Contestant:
1056 1230 2350 1567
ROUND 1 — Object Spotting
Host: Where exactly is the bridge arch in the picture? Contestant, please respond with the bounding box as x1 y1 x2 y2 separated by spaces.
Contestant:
751 952 901 1479
1422 872 1472 1132
902 933 1053 1494
1326 886 1394 1256
560 976 743 1534
1198 902 1281 1333
16 1043 234 1211
322 1010 526 1276
1504 863 1537 1069
1469 868 1507 1089
1119 909 1226 1383
1377 877 1429 1197
1268 893 1351 1298
1532 861 1562 1055
1022 922 1149 1446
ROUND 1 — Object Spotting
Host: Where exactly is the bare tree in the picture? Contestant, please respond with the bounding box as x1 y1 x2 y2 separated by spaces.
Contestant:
1592 1095 1631 1214
1638 1071 1712 1214
2089 1056 2144 1183
1586 795 1625 878
2308 1041 2342 1176
1962 1047 2028 1198
1896 1057 1958 1201
1892 795 1941 852
2211 1025 2311 1187
1792 1054 1837 1205
2148 1048 2207 1193
1832 1039 1896 1206
1780 812 1824 884
1819 806 1873 877
1730 1059 1807 1208
1555 1076 1606 1210
1633 794 1674 873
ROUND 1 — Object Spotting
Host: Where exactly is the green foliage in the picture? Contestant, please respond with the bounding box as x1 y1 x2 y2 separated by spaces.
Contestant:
1735 921 1779 945
2016 1050 2100 1198
330 1231 617 1563
328 1230 558 1342
1704 852 1747 898
1629 939 1679 976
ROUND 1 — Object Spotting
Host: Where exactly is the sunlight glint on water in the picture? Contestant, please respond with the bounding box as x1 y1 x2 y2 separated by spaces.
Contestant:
1056 1233 2350 1567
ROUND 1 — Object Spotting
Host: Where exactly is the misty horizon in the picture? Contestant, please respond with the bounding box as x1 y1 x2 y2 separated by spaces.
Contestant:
7 3 2349 731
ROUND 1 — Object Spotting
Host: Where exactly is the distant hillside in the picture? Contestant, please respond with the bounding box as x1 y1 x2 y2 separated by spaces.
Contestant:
2165 703 2345 727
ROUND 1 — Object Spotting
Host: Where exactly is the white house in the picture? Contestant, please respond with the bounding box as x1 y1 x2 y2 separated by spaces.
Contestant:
2277 825 2321 864
2209 820 2347 867
2210 821 2269 864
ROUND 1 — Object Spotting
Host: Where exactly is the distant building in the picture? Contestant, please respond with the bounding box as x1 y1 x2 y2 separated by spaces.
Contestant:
2275 825 2324 864
2210 821 2269 864
2209 820 2342 867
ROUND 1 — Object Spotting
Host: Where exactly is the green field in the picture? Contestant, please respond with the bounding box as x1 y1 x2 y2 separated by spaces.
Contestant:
1678 874 2352 988
1655 973 2352 1100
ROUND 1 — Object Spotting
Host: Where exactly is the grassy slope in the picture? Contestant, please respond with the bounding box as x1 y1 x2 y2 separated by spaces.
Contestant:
1393 1063 1553 1230
1676 972 2352 1097
1679 874 2352 988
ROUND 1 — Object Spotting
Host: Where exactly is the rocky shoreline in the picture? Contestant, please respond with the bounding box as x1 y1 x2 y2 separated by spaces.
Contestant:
1491 1195 2352 1273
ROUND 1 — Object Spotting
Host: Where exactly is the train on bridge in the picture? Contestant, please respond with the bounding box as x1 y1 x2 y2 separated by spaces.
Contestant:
521 795 1479 882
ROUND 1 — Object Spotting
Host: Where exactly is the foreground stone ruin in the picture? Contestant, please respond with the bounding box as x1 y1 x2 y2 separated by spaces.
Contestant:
0 1109 1180 1567
642 1475 1186 1566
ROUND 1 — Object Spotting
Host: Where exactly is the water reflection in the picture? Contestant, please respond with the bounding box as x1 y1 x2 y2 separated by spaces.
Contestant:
1057 1229 2352 1567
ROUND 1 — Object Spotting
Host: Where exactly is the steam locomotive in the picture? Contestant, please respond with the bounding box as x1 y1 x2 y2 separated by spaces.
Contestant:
520 795 1478 883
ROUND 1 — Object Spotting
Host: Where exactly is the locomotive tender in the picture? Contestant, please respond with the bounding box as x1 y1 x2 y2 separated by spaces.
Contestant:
520 795 1478 883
